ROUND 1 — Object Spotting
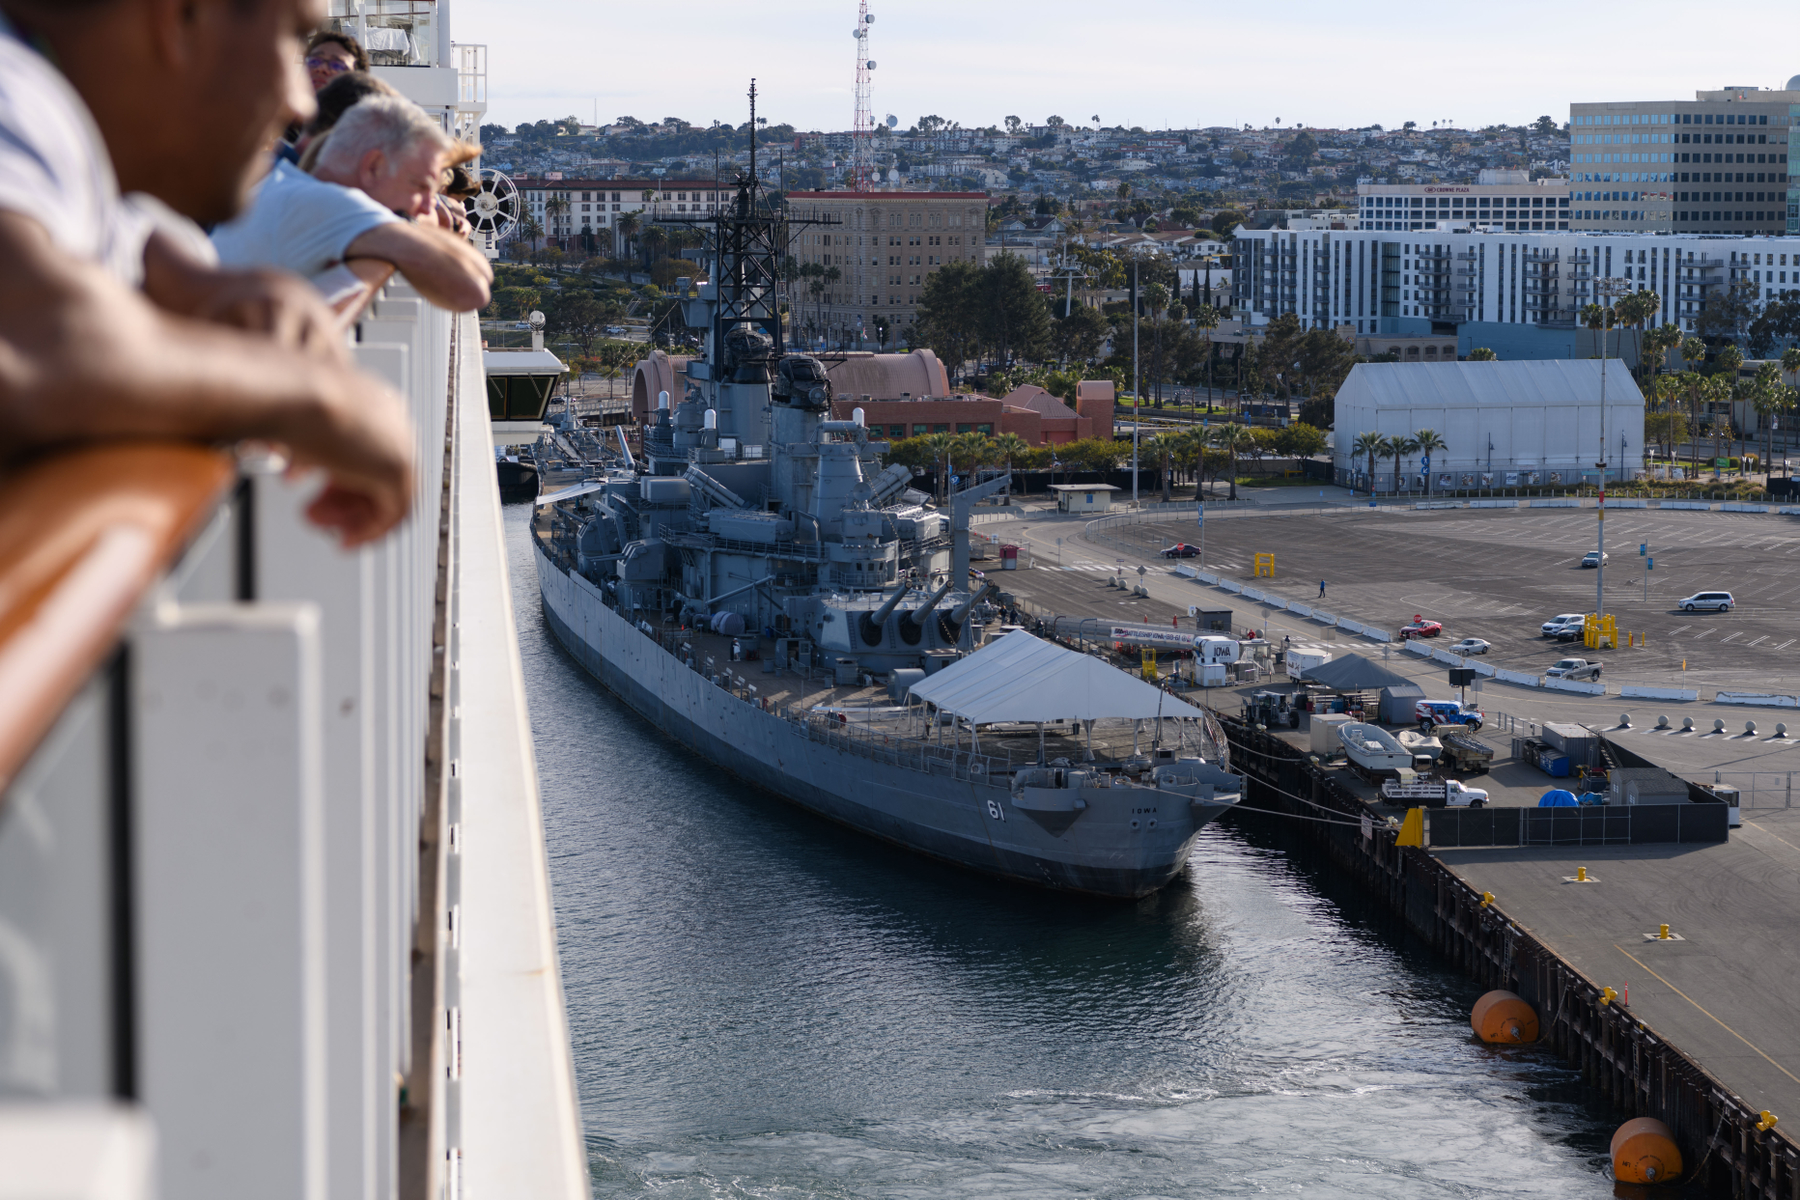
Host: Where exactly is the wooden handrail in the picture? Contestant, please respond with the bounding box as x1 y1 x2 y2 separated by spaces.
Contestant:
0 442 235 793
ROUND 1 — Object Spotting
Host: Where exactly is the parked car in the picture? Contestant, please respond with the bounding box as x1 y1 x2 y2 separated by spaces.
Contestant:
1546 657 1603 681
1580 550 1608 568
605 324 626 335
1160 543 1200 558
1399 618 1443 640
1416 699 1484 732
1677 590 1735 612
1541 613 1586 638
1447 637 1490 656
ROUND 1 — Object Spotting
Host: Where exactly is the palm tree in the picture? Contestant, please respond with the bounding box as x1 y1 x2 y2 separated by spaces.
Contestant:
1209 422 1254 501
950 431 993 490
1147 431 1181 502
1750 363 1785 479
616 210 641 261
1413 429 1448 496
517 212 544 258
1581 302 1615 360
1703 375 1734 478
922 432 957 502
991 432 1030 477
1641 322 1682 384
1389 434 1419 495
1353 430 1385 494
640 224 667 270
1193 304 1222 408
544 194 570 253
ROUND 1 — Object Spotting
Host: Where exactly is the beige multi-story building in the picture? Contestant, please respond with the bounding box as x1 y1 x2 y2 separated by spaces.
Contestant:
783 190 989 351
1359 171 1570 234
1568 87 1795 236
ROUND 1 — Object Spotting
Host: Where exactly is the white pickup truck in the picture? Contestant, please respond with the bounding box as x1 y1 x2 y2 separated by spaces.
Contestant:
1380 776 1491 808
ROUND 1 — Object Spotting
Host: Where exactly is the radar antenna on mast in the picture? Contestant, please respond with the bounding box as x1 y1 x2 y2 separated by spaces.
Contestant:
851 1 875 191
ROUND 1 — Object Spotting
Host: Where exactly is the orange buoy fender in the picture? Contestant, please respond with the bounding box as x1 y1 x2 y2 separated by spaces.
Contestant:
1470 990 1539 1044
1612 1118 1682 1184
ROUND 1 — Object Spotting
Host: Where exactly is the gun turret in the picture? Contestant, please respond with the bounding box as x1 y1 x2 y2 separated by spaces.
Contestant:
948 582 996 626
871 580 910 625
904 578 956 628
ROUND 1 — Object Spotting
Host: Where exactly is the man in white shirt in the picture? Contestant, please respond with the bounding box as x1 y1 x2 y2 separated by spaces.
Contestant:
214 95 492 312
0 0 412 546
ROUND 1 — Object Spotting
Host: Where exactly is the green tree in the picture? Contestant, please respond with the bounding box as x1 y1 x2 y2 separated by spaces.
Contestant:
980 252 1052 366
1413 429 1448 496
1049 303 1108 364
921 432 956 502
912 260 985 377
1353 431 1386 493
1276 422 1328 460
1389 434 1419 494
1466 346 1498 361
615 210 641 260
1146 431 1181 501
1209 422 1255 500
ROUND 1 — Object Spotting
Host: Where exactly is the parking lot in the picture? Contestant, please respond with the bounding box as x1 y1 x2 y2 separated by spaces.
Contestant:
1090 505 1800 693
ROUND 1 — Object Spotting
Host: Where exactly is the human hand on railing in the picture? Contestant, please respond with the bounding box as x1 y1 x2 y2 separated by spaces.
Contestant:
280 367 417 548
143 230 344 358
432 194 470 238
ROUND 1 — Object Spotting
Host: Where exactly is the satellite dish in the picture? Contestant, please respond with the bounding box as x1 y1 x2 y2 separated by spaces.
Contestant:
853 27 864 37
884 114 898 128
865 11 875 21
469 167 520 243
865 60 877 69
528 310 546 330
887 167 900 182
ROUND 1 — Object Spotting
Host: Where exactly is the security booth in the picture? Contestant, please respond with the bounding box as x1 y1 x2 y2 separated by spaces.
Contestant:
1049 483 1120 513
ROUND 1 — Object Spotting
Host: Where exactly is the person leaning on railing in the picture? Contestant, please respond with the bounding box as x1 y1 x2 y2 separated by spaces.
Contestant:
0 0 414 547
213 94 493 314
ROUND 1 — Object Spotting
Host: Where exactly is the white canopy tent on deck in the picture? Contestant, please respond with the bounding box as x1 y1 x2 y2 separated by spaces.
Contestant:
906 630 1212 761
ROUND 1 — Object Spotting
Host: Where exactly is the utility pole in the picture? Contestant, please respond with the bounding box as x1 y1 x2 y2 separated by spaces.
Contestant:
1132 257 1140 504
1594 278 1629 621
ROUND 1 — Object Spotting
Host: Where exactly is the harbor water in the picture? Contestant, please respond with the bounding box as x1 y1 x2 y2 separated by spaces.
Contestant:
507 506 1620 1197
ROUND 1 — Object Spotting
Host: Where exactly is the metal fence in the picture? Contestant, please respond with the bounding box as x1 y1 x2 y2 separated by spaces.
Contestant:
1429 802 1730 847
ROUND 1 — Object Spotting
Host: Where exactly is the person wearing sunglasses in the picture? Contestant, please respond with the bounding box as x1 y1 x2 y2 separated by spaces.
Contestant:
304 30 365 92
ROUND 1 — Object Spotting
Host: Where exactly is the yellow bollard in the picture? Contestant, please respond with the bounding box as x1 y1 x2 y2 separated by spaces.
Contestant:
1577 866 1588 882
1479 890 1494 908
1757 1111 1780 1133
1658 923 1672 940
1396 807 1425 847
1601 986 1618 1006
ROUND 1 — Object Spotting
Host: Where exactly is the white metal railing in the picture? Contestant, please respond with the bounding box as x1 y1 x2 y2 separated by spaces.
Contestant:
0 291 583 1199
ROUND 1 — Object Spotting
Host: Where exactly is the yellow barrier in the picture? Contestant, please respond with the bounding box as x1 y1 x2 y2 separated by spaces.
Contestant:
1253 552 1275 578
1396 807 1424 847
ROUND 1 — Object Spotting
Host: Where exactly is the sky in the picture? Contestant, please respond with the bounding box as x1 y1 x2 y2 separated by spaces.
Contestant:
459 0 1800 135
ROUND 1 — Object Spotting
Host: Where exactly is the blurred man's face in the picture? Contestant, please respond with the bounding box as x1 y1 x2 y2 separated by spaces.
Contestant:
179 0 322 223
357 142 449 220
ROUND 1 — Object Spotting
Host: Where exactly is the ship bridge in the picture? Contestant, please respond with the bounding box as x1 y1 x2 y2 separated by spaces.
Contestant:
0 291 585 1200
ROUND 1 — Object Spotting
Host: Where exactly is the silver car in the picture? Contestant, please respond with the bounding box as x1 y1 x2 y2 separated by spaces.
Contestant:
1448 637 1490 655
1678 590 1734 613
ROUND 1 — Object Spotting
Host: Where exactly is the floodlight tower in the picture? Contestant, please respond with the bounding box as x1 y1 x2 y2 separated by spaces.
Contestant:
851 1 875 191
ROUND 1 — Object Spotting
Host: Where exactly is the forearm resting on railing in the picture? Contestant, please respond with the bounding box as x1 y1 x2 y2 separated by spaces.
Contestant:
0 213 414 548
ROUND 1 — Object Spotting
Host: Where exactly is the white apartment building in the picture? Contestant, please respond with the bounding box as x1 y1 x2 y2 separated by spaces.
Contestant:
514 176 725 252
1231 225 1800 358
1358 171 1570 233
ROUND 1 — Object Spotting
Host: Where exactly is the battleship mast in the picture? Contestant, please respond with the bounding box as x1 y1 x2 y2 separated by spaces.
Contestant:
851 1 875 190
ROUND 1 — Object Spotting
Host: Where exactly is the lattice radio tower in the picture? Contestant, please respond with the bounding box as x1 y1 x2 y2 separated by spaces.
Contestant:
851 1 875 191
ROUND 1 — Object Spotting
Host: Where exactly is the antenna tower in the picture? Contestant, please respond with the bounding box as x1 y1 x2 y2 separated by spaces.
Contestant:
851 1 874 191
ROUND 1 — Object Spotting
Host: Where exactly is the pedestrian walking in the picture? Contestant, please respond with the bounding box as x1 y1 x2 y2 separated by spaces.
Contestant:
1318 580 1327 598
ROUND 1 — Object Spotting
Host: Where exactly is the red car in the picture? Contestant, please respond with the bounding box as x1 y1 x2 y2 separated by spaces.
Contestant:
1398 617 1443 640
1160 543 1201 558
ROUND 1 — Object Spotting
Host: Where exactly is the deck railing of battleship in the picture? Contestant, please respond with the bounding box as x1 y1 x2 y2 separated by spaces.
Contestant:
0 284 584 1200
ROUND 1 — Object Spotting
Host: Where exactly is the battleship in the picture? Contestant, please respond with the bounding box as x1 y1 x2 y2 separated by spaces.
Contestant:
531 87 1241 897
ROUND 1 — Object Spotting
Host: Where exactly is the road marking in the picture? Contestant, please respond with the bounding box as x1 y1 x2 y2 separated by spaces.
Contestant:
1613 944 1800 1087
1778 639 1796 651
1720 631 1744 644
1670 624 1691 635
1747 635 1769 647
1693 628 1716 639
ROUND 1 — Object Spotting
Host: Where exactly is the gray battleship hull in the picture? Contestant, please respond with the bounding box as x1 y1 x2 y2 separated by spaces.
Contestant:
535 543 1226 898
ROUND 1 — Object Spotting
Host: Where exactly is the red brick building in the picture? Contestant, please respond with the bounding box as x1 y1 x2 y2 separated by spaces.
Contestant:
829 380 1115 447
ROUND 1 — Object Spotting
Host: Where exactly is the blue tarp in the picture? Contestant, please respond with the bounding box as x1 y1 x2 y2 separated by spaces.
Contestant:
1538 789 1578 807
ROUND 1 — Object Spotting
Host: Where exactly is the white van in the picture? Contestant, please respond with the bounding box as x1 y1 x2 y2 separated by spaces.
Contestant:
1677 591 1735 612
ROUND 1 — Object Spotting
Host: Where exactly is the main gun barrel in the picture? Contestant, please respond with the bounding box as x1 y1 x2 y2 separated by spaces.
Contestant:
948 582 995 625
870 579 910 626
904 577 956 626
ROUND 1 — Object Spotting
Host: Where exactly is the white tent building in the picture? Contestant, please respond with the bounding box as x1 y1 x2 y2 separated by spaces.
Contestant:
1333 359 1645 491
